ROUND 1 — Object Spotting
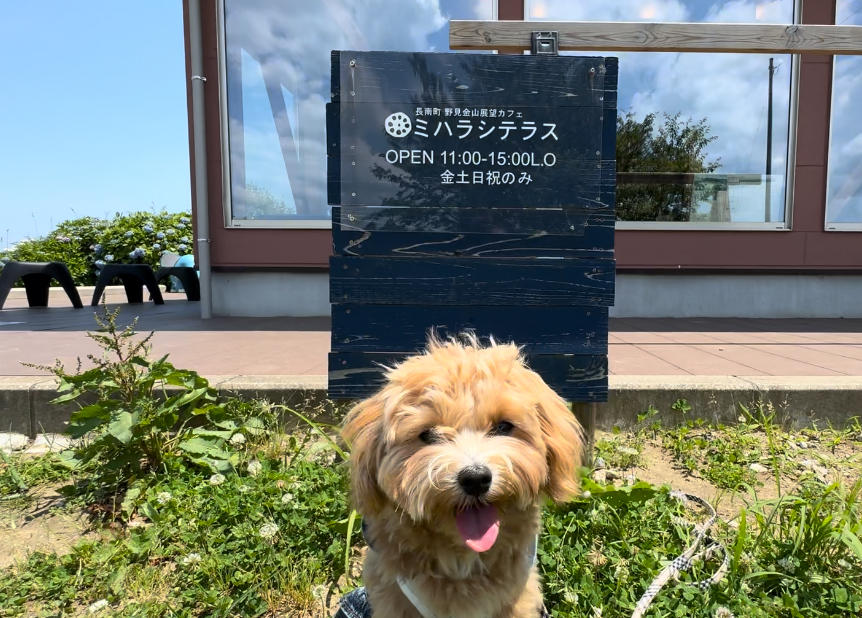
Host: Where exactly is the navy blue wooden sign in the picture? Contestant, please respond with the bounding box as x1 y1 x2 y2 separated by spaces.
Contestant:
328 50 618 401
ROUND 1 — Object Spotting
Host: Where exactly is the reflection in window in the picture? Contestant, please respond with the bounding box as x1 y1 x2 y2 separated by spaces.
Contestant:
223 0 494 223
826 0 862 228
528 0 795 224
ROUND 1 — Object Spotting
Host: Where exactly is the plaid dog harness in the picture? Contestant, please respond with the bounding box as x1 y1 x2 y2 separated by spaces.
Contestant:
334 521 549 618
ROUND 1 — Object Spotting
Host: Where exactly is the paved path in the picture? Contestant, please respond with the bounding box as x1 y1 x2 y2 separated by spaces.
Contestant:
2 295 861 378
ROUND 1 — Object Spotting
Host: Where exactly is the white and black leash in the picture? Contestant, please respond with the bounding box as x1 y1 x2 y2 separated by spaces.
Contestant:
630 492 730 618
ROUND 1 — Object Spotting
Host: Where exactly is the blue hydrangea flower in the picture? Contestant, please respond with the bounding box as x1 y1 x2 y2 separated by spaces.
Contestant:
0 257 8 264
105 254 114 262
180 236 189 243
166 229 176 236
178 244 188 252
94 244 103 255
152 243 161 250
129 248 146 260
176 223 186 230
143 224 154 233
156 232 165 240
125 231 134 238
95 259 105 268
180 216 190 224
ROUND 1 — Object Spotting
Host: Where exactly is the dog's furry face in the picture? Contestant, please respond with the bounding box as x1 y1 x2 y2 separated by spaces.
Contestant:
342 337 583 553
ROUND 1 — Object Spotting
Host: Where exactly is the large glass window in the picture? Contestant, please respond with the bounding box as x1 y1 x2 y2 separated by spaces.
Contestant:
826 0 862 230
221 0 494 226
528 0 797 226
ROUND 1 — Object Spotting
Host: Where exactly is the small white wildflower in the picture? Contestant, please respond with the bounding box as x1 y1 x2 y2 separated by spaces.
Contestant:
592 607 603 618
230 432 246 445
238 485 252 494
209 473 226 486
88 599 109 613
671 516 689 527
281 493 294 505
715 607 735 618
311 584 328 602
776 557 796 574
259 522 279 539
247 461 262 476
182 552 202 565
563 590 579 604
156 491 172 505
582 490 591 499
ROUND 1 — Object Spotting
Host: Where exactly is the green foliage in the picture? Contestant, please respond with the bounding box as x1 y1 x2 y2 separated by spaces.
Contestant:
0 210 191 287
0 445 350 617
241 181 295 219
616 111 722 222
27 304 264 496
0 451 69 499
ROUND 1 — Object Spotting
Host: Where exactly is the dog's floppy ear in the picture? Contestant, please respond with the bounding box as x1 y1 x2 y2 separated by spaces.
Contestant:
341 394 387 516
533 380 584 503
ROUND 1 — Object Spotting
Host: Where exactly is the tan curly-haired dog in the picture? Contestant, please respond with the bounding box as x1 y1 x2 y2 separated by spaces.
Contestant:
341 335 584 618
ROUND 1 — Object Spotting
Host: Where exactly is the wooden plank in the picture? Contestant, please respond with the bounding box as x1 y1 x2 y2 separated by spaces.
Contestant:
332 206 615 258
329 157 604 208
328 352 608 401
333 52 608 105
331 305 609 353
333 229 614 259
335 206 614 235
330 256 615 307
449 21 862 55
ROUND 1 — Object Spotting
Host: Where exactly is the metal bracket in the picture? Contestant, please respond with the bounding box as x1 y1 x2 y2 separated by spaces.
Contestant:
192 75 207 82
531 31 559 56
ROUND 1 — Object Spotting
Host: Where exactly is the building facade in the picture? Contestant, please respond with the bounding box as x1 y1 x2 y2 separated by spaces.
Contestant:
182 0 862 319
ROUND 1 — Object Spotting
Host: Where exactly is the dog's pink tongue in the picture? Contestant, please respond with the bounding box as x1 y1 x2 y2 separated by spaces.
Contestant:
455 505 500 552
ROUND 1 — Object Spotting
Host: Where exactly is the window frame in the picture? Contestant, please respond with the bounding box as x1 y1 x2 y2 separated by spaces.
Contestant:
523 0 801 232
217 0 499 229
824 35 862 231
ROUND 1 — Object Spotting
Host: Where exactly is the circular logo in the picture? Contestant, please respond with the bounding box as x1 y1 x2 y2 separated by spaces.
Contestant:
384 112 412 138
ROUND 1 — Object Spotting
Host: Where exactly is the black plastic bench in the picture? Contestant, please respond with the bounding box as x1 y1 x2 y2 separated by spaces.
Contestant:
155 266 200 301
0 261 84 309
91 264 164 306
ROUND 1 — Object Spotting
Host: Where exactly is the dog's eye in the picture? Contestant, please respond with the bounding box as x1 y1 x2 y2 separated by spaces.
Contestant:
418 429 440 444
490 421 515 437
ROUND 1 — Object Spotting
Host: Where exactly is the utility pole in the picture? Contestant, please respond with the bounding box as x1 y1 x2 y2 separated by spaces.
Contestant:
765 57 775 223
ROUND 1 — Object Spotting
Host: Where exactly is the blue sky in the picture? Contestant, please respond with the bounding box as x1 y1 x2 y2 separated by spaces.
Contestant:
0 1 190 247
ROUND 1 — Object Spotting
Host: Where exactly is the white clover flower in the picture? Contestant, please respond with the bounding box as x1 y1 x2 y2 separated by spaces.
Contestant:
563 590 579 604
247 461 262 476
238 485 252 494
182 552 202 565
777 557 796 574
671 516 689 527
259 522 279 539
88 599 109 613
592 607 603 618
230 432 246 445
209 473 226 486
715 607 735 618
281 493 294 505
156 491 172 505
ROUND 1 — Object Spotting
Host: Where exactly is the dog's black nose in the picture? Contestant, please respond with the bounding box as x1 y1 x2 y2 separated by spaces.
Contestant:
457 466 492 497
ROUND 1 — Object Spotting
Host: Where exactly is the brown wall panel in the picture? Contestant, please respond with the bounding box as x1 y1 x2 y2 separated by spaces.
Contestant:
185 0 858 272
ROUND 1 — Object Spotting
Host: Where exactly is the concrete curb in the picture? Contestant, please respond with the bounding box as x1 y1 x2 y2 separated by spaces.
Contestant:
2 374 861 436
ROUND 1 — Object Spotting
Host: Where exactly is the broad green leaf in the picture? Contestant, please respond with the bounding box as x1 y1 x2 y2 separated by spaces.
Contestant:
67 415 105 439
191 428 233 439
841 526 862 561
179 436 220 455
108 411 137 444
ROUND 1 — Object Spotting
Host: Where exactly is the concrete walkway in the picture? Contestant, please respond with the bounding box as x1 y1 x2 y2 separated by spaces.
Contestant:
2 291 862 435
